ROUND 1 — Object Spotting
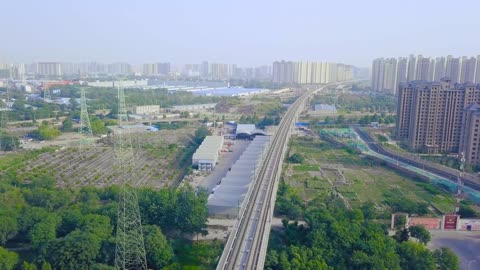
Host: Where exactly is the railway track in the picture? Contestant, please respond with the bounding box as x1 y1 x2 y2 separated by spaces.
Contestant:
216 83 340 270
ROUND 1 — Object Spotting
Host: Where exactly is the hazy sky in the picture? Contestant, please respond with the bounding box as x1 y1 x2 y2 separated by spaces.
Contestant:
2 0 479 67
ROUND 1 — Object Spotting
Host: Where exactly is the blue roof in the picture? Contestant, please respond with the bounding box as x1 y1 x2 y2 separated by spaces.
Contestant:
314 104 337 112
192 87 267 96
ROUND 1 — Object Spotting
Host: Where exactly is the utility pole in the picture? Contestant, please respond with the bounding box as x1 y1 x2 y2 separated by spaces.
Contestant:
114 78 148 270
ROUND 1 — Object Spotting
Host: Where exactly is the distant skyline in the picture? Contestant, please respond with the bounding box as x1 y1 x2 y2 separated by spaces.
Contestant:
1 0 479 67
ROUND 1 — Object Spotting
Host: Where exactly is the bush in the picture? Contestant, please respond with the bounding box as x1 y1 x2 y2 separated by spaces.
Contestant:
288 153 304 164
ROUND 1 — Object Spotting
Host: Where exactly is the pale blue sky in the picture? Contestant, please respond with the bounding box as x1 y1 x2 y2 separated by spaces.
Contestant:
2 0 479 67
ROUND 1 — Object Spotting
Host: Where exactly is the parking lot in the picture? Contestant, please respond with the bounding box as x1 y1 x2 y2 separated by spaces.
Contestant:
428 230 480 269
190 139 250 193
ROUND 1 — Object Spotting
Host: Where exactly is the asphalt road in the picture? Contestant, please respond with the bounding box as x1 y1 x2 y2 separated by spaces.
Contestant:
428 231 480 270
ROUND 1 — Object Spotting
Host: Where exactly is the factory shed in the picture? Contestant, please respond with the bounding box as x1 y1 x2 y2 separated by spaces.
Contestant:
192 136 224 171
235 124 266 140
207 136 270 217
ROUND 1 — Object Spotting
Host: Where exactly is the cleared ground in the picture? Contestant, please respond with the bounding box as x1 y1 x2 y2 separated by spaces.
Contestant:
15 128 197 188
285 135 456 213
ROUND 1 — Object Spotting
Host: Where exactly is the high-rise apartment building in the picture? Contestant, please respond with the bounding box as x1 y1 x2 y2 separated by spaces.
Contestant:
445 56 461 84
475 55 480 84
37 62 62 76
107 62 131 74
372 58 385 92
406 54 416 81
459 103 480 165
396 78 480 154
143 63 157 75
433 57 446 81
373 55 480 94
414 55 431 81
460 57 477 83
273 61 353 84
395 58 408 93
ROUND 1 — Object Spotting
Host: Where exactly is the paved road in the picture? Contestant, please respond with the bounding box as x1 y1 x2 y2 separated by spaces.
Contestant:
428 231 480 270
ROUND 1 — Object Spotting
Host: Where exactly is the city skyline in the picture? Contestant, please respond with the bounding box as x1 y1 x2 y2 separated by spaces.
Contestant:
2 0 480 67
372 54 480 95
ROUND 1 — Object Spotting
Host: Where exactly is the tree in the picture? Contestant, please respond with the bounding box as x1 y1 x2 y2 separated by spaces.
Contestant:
79 214 112 240
459 204 479 218
408 225 431 244
287 153 304 164
0 213 18 245
397 241 436 270
143 225 174 269
43 230 102 270
62 117 73 131
29 214 61 248
36 122 61 140
0 133 20 151
91 118 107 135
40 262 52 270
22 261 37 270
394 215 406 230
394 228 410 243
194 126 211 144
175 187 208 235
360 201 377 220
0 246 18 270
434 247 460 270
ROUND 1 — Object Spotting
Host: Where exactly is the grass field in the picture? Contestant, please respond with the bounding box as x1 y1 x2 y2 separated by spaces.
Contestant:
285 135 457 215
174 240 223 270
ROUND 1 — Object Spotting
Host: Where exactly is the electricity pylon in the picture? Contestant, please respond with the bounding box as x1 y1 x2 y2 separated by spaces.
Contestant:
0 85 18 152
78 88 93 146
43 84 52 102
114 79 148 270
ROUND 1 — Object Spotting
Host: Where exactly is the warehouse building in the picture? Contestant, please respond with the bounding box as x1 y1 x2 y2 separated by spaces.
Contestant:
171 103 217 112
235 124 266 140
192 136 224 171
207 136 270 217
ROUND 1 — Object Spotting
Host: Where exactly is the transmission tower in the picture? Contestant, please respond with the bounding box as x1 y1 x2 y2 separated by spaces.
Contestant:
43 84 52 102
454 152 466 215
114 80 148 270
0 85 18 152
79 88 93 146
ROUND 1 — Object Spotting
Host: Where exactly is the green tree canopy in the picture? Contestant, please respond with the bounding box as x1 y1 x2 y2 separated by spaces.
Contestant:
0 246 18 270
143 225 174 269
433 247 460 270
408 225 431 245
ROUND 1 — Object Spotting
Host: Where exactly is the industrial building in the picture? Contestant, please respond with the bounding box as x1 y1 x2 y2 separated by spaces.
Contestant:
207 136 270 217
192 136 224 171
313 104 337 114
171 103 217 112
132 105 161 114
235 124 266 140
